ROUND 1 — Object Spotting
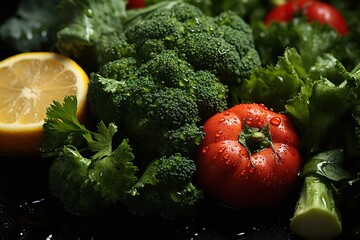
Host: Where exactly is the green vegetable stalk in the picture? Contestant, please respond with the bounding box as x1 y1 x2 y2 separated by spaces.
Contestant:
290 175 342 240
290 149 354 240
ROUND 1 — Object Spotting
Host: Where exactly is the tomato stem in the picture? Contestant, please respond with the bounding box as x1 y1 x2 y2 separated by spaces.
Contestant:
238 121 279 167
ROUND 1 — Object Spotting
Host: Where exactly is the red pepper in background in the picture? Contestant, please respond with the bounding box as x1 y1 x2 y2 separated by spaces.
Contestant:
126 0 146 9
265 0 349 35
195 103 302 209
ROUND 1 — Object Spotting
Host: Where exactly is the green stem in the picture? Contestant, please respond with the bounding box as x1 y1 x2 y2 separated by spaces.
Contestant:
290 175 342 240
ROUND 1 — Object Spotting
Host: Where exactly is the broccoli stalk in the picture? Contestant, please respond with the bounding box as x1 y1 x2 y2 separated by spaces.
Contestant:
289 149 354 239
290 175 342 240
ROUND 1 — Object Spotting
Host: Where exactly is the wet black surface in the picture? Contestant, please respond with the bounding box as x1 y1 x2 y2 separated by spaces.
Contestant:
0 155 300 240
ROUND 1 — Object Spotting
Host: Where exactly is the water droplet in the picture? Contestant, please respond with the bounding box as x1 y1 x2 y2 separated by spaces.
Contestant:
215 131 223 141
215 131 223 137
259 103 267 110
218 147 226 153
85 8 93 17
223 153 229 160
270 117 281 126
245 117 253 125
236 232 246 237
219 117 225 123
202 146 209 154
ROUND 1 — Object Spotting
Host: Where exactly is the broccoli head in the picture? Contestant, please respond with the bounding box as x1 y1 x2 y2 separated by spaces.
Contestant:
122 87 202 159
87 3 260 218
124 153 205 219
124 3 260 86
88 3 259 161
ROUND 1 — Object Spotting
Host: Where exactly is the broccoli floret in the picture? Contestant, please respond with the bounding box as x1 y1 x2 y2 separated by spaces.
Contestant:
189 70 229 120
123 87 201 159
101 35 137 64
88 72 158 128
160 123 205 157
138 50 194 88
124 153 205 219
147 88 200 128
97 57 138 81
136 39 167 62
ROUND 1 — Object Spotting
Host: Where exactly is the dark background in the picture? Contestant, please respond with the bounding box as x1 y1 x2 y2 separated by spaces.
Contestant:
0 1 354 240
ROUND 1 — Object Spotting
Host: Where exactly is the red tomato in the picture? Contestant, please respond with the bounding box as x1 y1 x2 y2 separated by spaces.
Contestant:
265 0 349 36
126 0 145 9
304 2 349 35
195 103 301 208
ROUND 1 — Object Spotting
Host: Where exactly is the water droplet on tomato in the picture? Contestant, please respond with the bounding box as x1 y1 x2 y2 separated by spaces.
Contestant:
245 117 253 125
218 147 226 153
215 131 223 141
223 153 229 160
202 146 209 154
224 111 230 116
240 169 246 175
270 117 281 126
259 103 267 110
218 117 225 123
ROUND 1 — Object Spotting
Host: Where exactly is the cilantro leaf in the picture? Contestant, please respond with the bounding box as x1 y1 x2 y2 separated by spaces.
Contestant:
43 95 138 216
40 95 90 157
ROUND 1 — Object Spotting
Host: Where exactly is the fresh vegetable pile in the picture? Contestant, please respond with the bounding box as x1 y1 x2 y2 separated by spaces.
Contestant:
1 0 360 239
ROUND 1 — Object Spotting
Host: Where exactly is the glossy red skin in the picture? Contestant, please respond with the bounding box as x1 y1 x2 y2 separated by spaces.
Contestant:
195 103 301 208
304 2 349 35
265 0 349 36
126 0 145 9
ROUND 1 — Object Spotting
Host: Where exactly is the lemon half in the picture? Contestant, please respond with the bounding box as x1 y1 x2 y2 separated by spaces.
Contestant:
0 52 89 157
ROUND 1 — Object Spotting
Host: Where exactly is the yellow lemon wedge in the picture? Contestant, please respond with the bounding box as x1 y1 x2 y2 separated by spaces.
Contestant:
0 52 89 157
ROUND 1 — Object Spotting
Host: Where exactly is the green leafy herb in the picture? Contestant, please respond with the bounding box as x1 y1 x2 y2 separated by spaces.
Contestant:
41 96 138 215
